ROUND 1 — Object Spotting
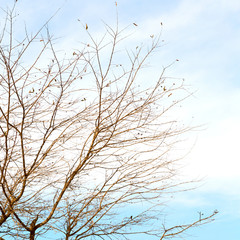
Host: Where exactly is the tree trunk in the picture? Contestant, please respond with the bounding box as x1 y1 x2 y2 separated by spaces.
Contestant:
30 231 35 240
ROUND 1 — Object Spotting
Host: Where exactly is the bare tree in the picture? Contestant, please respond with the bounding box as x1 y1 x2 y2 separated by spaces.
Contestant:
0 5 217 240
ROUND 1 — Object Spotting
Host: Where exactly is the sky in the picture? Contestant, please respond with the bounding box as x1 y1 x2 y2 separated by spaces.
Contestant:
1 0 240 239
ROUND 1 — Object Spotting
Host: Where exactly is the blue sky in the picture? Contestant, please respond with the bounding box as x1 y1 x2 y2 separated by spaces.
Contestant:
1 0 240 239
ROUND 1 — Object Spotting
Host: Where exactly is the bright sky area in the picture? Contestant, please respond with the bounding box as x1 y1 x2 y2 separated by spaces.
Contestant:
1 0 240 239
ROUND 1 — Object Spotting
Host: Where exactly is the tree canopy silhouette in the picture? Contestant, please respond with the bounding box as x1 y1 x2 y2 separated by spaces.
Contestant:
0 4 217 240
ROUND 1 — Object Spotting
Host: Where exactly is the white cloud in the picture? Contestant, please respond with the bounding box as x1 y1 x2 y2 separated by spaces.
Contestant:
3 0 240 199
